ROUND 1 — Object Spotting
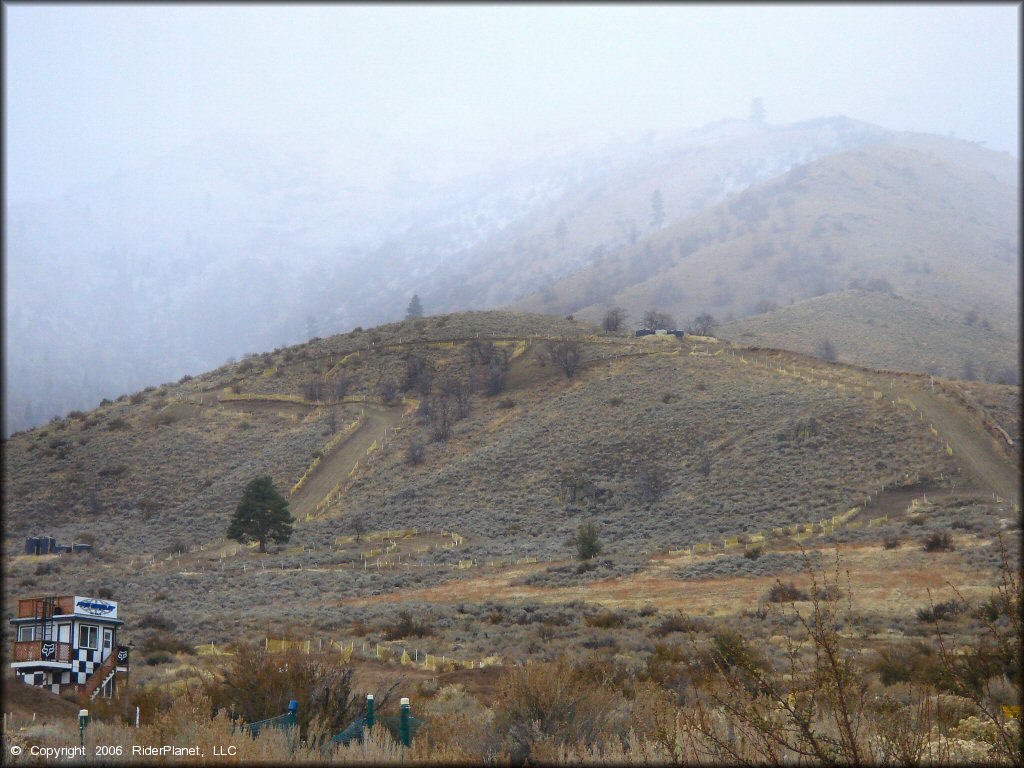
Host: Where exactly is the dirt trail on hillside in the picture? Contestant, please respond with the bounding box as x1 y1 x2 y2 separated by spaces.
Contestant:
742 346 1020 507
290 404 405 520
218 399 315 418
891 381 1019 506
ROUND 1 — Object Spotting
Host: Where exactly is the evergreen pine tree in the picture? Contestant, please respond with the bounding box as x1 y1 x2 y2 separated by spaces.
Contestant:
227 476 293 553
576 522 602 560
406 294 424 320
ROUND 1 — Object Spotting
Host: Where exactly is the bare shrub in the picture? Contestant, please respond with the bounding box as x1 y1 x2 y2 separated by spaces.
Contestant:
140 630 193 656
635 465 668 503
584 609 624 629
816 337 838 362
545 339 583 378
447 377 473 418
90 681 173 726
869 640 943 687
684 561 871 765
642 309 676 331
381 609 434 640
923 531 954 552
480 359 509 396
917 599 966 623
138 613 175 631
402 352 433 395
696 448 713 477
202 643 396 741
378 377 398 403
652 612 707 636
416 684 492 760
406 440 425 466
926 536 1022 762
686 312 716 336
331 372 349 400
489 657 624 764
764 581 810 603
601 307 628 332
348 512 366 543
429 397 452 443
301 377 324 402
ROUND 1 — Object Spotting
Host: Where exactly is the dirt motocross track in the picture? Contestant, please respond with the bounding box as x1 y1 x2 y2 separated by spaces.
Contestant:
289 403 406 520
891 379 1019 507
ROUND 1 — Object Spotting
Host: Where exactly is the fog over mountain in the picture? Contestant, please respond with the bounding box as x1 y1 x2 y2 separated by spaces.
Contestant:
5 5 1018 435
6 113 1019 434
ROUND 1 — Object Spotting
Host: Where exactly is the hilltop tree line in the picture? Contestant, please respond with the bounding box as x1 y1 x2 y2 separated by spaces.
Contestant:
601 306 717 336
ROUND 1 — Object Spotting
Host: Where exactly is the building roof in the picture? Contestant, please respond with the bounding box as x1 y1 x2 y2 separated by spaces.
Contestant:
11 595 123 625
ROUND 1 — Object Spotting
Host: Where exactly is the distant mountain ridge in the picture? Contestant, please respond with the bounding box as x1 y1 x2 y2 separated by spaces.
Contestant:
4 115 1018 433
511 139 1018 378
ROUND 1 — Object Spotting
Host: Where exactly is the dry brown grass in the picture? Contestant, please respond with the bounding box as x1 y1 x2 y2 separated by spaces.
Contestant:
721 289 1018 381
4 311 1017 700
516 143 1018 344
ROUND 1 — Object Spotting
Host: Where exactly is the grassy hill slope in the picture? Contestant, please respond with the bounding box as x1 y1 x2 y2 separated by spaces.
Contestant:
720 289 1019 383
513 144 1019 349
418 116 894 313
7 311 1017 645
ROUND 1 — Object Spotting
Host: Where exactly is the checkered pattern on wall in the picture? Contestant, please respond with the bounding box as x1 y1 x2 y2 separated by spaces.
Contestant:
73 647 102 684
21 664 87 693
16 624 117 695
48 670 71 694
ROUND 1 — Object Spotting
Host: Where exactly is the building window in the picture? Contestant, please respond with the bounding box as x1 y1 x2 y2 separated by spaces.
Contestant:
79 624 99 650
17 625 39 642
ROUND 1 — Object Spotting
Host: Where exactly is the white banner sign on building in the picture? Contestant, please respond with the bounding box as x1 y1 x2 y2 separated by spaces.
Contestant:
73 596 118 619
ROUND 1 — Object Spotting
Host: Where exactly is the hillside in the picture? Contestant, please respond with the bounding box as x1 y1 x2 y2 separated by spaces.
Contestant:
514 144 1018 327
720 289 1019 383
414 120 1019 320
14 115 1016 435
513 143 1018 370
3 130 590 434
406 116 892 312
3 312 1018 647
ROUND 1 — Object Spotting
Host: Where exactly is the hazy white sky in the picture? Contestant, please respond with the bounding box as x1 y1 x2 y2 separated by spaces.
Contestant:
5 3 1019 203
